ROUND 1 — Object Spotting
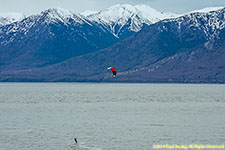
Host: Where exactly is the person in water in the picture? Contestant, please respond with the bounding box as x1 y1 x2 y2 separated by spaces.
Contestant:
74 138 78 143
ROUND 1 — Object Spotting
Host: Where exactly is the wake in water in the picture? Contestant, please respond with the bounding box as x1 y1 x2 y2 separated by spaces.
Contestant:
69 142 102 150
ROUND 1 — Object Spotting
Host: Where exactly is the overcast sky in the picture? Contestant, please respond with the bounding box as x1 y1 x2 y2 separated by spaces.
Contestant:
0 0 224 14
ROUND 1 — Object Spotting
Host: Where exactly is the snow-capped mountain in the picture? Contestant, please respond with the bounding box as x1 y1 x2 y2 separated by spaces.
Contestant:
0 13 26 26
0 7 118 70
82 4 178 38
2 7 224 82
0 8 93 46
165 7 225 40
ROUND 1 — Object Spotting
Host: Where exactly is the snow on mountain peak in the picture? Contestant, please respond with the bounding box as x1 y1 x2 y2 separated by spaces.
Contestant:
189 7 224 14
0 12 26 26
42 7 74 22
41 7 90 25
85 4 178 22
1 5 224 40
81 10 99 16
83 4 179 37
45 7 73 18
161 7 225 41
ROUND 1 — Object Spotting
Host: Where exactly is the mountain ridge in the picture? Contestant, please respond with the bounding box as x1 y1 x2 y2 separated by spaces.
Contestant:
1 7 224 83
0 6 225 82
0 8 119 71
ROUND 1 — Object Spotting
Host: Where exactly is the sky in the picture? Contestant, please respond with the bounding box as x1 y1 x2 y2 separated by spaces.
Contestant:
0 0 224 15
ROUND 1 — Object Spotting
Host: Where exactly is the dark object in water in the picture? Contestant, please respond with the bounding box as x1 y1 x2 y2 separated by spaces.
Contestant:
74 138 78 143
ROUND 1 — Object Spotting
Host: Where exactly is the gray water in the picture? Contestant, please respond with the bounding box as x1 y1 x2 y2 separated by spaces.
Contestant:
0 83 225 150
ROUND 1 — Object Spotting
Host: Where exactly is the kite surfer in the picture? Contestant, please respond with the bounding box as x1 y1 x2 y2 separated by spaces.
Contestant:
74 138 78 143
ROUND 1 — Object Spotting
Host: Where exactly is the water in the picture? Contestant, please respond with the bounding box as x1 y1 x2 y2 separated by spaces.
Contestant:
0 83 225 150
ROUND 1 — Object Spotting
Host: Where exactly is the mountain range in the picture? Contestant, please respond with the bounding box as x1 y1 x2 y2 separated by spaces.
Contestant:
0 5 224 83
0 5 178 72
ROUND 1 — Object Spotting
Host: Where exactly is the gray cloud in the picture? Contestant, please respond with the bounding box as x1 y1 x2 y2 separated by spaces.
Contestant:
0 0 224 14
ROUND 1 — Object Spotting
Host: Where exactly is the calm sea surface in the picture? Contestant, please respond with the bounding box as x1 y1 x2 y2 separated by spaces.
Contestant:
0 83 225 150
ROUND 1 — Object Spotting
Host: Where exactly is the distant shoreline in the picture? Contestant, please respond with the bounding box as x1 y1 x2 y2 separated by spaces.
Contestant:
0 81 224 84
